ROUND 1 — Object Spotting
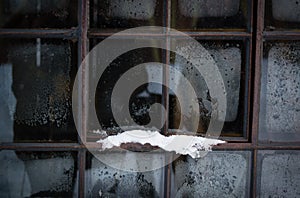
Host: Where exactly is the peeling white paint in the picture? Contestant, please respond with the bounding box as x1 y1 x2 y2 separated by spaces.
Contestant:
97 130 226 158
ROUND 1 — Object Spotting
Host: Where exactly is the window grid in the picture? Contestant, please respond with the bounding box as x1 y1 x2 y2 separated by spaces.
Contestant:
0 0 299 197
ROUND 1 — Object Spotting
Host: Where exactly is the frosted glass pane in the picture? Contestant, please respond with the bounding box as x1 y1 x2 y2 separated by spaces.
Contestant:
0 39 77 142
257 150 300 197
171 0 248 30
86 152 164 197
169 40 244 136
0 151 77 197
90 0 163 28
259 42 300 142
171 151 251 197
0 0 77 28
265 0 300 30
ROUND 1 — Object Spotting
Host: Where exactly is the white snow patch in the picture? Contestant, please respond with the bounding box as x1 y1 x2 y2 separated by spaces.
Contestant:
97 130 226 158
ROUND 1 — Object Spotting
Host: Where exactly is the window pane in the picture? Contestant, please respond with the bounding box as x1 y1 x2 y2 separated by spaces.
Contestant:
259 42 300 142
88 39 164 141
257 150 300 197
85 151 164 197
169 40 246 137
0 39 77 142
171 0 249 30
90 0 163 29
171 151 251 197
0 0 77 28
265 0 300 30
0 151 78 197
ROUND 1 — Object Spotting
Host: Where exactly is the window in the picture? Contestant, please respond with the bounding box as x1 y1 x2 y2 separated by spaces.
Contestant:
0 0 299 197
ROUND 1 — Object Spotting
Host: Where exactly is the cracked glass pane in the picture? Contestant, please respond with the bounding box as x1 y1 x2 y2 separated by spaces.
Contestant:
257 150 300 197
171 151 251 197
169 40 245 136
171 0 248 30
259 42 300 142
90 0 163 29
0 39 77 142
265 0 300 30
0 151 78 197
0 0 77 28
85 152 164 197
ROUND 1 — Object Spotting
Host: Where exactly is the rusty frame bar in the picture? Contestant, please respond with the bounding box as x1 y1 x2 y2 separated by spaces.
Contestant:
0 143 83 150
251 0 264 197
252 0 264 151
0 28 78 38
78 149 86 198
2 141 300 151
164 1 172 197
2 140 300 151
88 29 252 38
264 31 300 39
78 0 89 197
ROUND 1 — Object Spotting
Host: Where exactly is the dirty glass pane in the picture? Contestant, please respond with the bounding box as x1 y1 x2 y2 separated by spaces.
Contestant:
257 150 300 197
0 0 77 28
85 151 164 197
259 42 300 142
265 0 300 30
90 0 163 29
0 39 77 142
171 151 251 197
0 151 78 197
171 0 248 30
88 39 164 141
169 40 246 137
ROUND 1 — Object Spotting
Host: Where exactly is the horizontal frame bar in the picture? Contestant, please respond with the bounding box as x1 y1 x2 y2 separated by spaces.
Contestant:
0 28 78 39
88 29 252 38
2 142 300 151
263 31 300 39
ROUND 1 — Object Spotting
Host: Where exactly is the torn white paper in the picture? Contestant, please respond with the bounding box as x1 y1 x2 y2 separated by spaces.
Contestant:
97 130 226 158
92 129 108 136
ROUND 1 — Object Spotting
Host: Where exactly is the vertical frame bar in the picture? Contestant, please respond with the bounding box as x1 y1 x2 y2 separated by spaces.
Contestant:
78 0 89 197
252 0 265 197
79 149 86 198
78 0 89 144
164 1 172 197
252 0 264 146
246 0 254 140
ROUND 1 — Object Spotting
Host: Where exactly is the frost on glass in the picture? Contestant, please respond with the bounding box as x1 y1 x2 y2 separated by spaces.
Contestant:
178 0 240 18
257 150 300 198
0 0 77 28
272 0 300 22
259 42 300 142
0 151 77 197
171 151 250 197
0 39 76 142
91 0 162 28
170 41 242 134
172 0 247 30
86 154 164 197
